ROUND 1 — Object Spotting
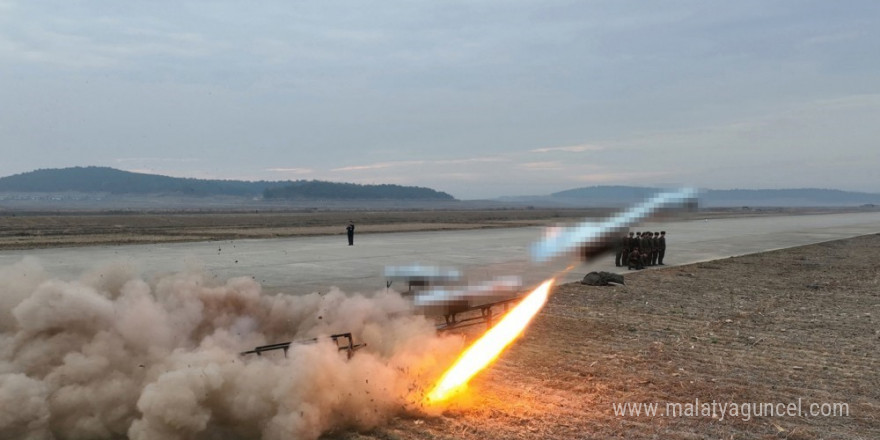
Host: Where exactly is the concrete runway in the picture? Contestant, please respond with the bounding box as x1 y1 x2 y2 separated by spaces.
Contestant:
1 211 879 295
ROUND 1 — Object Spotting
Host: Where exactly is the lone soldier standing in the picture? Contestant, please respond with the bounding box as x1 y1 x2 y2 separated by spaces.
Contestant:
346 222 355 246
658 231 667 265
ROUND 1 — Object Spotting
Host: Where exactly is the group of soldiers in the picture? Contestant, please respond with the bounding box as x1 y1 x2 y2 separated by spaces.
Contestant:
614 230 666 270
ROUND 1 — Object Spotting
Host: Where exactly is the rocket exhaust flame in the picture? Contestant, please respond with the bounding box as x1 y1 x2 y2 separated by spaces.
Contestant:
424 278 555 403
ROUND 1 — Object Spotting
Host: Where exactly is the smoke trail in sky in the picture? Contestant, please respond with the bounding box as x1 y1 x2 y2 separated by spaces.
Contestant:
0 257 462 440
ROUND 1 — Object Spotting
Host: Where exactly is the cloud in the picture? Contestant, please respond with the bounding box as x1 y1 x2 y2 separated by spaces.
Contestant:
115 158 201 164
517 161 564 170
572 171 674 183
121 168 161 175
802 30 860 47
331 157 506 173
0 29 119 69
331 161 426 172
266 167 314 175
530 144 604 153
0 9 222 71
435 157 508 165
2 2 878 197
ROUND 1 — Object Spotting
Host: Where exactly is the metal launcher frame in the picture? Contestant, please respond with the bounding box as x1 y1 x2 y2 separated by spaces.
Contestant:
240 299 522 358
435 295 523 332
240 332 366 359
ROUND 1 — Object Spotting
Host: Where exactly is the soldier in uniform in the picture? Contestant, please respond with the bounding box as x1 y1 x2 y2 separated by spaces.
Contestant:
627 247 643 270
640 231 654 267
629 231 640 254
651 232 660 266
346 222 355 246
625 232 636 267
658 231 667 265
615 233 628 267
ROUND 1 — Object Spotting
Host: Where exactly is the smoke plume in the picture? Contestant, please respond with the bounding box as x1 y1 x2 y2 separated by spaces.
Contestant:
0 257 463 440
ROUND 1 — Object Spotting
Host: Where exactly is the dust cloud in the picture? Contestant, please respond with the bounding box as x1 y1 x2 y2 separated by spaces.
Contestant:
0 257 463 440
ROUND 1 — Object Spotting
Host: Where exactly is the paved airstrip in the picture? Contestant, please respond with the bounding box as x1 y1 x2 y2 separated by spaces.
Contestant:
2 211 879 295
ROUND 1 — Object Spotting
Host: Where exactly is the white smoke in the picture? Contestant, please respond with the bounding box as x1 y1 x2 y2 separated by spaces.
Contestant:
0 258 464 440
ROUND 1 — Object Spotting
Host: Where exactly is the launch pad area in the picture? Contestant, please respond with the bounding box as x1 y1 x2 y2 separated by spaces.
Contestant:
1 211 879 295
366 234 880 439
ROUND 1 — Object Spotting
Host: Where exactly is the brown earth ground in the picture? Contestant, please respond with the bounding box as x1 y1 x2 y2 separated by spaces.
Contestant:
339 234 879 440
0 208 603 250
2 209 877 438
0 207 864 250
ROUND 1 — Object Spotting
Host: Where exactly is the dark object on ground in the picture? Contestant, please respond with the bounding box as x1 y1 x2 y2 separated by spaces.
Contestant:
241 332 365 359
581 271 625 286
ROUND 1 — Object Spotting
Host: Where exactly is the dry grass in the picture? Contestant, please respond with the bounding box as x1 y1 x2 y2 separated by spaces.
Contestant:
340 234 879 440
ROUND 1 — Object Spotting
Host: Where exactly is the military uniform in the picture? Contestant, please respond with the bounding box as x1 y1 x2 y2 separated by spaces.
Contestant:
629 232 641 252
658 231 667 265
615 234 628 267
651 232 660 265
624 232 636 266
628 248 643 270
640 233 653 267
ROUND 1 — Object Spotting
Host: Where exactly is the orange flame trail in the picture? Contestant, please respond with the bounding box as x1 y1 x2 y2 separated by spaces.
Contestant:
425 278 555 403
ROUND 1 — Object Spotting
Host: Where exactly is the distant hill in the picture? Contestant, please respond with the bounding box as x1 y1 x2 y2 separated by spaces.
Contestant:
0 167 275 196
264 181 454 201
550 186 661 205
701 188 880 207
0 167 455 201
547 186 880 207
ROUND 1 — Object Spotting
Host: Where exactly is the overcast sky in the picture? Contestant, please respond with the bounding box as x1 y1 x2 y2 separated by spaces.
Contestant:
1 1 878 199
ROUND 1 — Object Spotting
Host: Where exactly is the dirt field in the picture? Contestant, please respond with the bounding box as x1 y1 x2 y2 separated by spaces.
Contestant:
1 210 876 438
0 207 861 251
0 209 611 250
341 234 879 440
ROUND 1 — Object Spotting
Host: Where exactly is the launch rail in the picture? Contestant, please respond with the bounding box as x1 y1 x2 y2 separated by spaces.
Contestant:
435 296 523 332
240 332 366 358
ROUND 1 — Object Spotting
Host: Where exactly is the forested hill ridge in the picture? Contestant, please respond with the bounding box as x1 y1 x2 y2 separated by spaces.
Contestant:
0 167 455 200
262 181 454 200
0 167 272 196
